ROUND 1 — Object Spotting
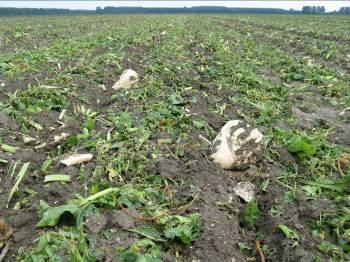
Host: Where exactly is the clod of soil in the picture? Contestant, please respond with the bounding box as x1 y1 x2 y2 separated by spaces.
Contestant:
233 181 255 202
108 210 137 230
85 213 108 234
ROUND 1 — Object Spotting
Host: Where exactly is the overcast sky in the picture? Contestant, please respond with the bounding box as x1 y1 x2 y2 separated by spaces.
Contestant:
0 1 349 12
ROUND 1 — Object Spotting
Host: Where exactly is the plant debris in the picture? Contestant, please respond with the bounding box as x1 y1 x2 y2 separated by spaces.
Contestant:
60 154 93 166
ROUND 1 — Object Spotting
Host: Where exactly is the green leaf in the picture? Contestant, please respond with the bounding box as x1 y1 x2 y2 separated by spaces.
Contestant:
118 240 161 262
36 204 79 227
164 214 201 245
130 227 165 242
278 224 299 239
238 242 252 253
168 93 184 105
301 185 319 197
0 62 10 71
1 143 18 153
37 200 50 218
41 159 53 173
164 224 193 245
287 135 315 158
260 179 270 192
44 174 70 183
305 175 350 192
28 119 43 131
193 120 205 129
7 162 30 208
79 187 119 206
66 135 79 147
82 118 95 130
0 158 8 164
241 200 260 226
291 73 303 81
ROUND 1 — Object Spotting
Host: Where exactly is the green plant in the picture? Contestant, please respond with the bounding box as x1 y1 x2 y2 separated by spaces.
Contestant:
241 201 261 226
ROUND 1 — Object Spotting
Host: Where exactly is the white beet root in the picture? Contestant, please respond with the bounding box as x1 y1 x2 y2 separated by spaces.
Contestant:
54 132 69 143
112 69 139 90
60 154 93 167
210 120 263 170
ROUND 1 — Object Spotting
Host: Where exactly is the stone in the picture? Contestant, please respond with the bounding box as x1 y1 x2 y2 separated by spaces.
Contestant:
233 182 255 202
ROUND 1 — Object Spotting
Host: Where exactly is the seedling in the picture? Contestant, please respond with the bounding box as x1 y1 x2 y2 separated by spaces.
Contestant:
278 224 299 240
241 200 261 226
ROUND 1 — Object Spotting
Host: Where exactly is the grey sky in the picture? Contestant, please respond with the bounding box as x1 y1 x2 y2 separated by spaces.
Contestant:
0 1 349 12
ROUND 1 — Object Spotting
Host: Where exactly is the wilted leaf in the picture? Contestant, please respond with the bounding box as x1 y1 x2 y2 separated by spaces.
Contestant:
130 227 165 242
36 204 78 227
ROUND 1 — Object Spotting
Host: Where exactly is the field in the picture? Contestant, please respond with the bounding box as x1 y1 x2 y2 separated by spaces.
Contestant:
0 14 350 261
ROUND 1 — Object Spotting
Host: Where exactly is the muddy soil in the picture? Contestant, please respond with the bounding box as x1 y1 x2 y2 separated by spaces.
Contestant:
291 91 350 146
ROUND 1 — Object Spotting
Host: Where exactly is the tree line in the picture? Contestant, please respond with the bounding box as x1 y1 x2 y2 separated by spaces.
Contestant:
0 7 94 16
96 6 295 14
0 6 349 16
337 7 350 14
302 6 350 15
302 6 325 14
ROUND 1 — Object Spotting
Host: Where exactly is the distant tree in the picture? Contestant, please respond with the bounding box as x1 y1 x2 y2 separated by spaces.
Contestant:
96 6 102 14
315 6 325 14
302 6 325 14
338 7 350 14
302 6 312 14
0 7 95 16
